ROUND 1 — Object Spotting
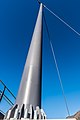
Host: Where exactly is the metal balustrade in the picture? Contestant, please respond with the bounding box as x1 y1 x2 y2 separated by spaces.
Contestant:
0 80 16 117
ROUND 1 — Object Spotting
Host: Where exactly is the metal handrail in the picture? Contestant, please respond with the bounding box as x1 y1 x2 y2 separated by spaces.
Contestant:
0 80 16 116
0 80 16 106
0 90 14 106
0 110 5 115
0 80 16 99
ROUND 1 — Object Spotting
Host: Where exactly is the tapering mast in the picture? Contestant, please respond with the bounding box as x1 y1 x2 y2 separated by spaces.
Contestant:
16 4 42 107
4 3 46 120
2 1 80 120
16 3 43 109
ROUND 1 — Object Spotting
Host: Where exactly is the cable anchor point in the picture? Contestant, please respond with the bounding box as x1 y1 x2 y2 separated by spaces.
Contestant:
37 0 41 4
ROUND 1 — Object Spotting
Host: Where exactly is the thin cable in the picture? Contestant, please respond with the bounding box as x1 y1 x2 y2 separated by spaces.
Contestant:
44 5 80 36
43 12 70 116
37 0 80 36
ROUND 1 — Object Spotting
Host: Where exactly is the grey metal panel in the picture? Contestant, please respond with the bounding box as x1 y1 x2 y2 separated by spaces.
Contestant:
15 4 43 109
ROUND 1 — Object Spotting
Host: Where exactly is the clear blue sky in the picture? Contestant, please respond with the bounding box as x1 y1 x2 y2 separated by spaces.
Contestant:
0 0 80 118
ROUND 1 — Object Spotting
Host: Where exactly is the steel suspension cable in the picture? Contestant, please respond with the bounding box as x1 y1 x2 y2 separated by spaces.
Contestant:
43 12 70 116
37 0 80 36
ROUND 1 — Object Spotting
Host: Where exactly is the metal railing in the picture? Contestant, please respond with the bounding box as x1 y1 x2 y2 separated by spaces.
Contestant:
0 80 16 115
